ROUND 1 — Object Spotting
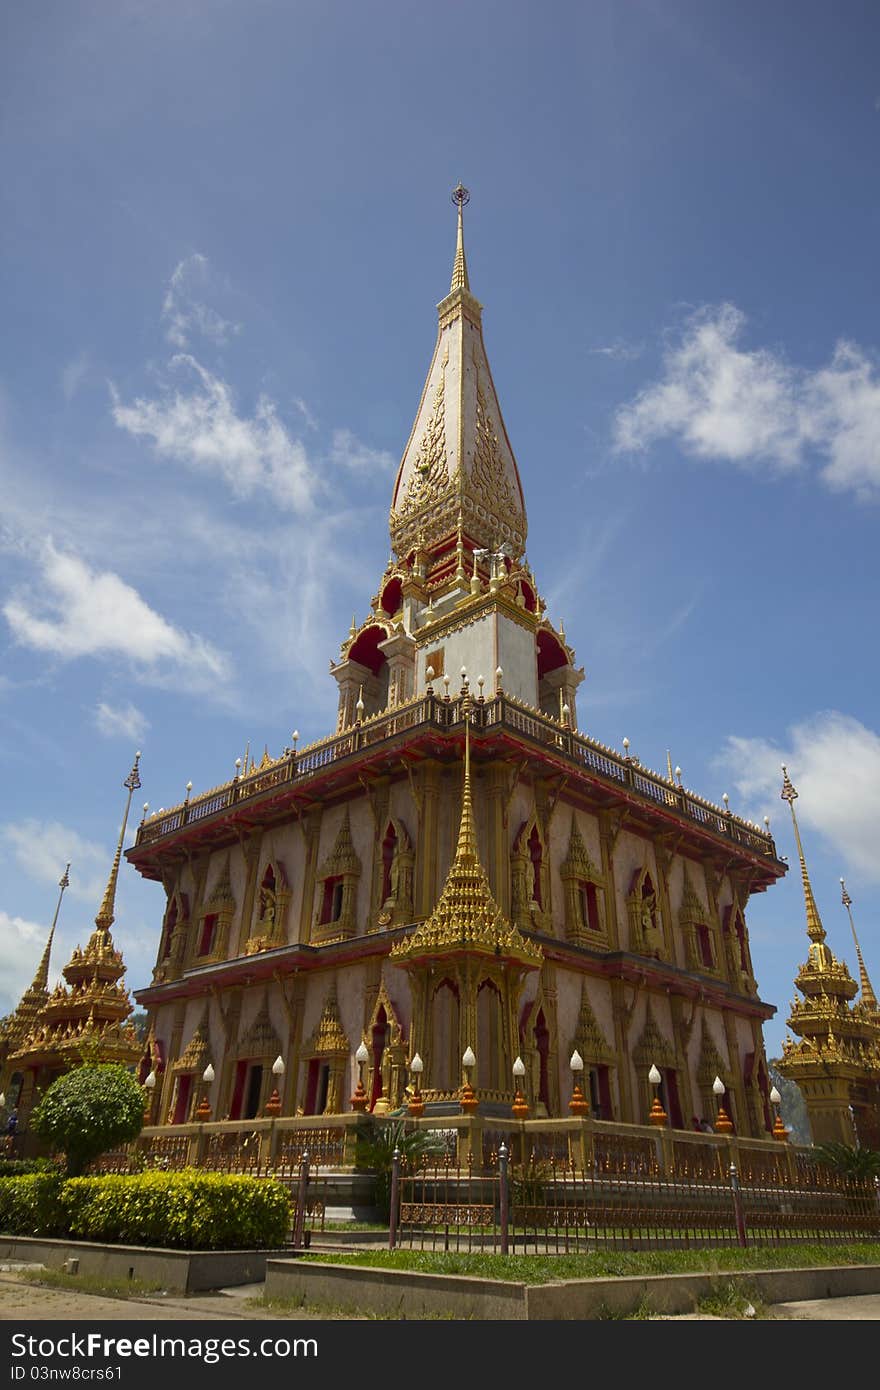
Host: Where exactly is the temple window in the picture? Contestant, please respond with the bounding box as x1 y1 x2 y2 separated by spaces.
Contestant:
198 913 218 956
230 1060 264 1120
578 882 601 934
528 825 543 908
476 979 505 1091
587 1065 612 1120
696 923 714 969
320 876 344 925
381 823 397 904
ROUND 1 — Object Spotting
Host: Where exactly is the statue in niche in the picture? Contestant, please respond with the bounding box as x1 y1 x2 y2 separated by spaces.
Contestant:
640 894 663 956
259 882 276 929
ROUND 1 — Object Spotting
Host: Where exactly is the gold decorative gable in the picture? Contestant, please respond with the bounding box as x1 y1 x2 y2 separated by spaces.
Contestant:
569 981 613 1063
696 1020 729 1087
236 994 281 1060
172 1010 210 1073
633 1000 676 1070
308 988 350 1057
678 867 708 924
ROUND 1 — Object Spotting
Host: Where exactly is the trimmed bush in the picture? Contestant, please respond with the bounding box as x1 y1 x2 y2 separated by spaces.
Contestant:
60 1170 293 1250
0 1173 65 1236
30 1065 145 1176
0 1158 58 1177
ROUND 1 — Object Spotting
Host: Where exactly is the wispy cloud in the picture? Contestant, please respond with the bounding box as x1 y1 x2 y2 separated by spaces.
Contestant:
111 355 319 513
0 819 110 906
3 538 228 683
613 304 880 499
329 428 395 473
590 339 644 363
715 711 880 882
94 700 150 742
161 254 240 351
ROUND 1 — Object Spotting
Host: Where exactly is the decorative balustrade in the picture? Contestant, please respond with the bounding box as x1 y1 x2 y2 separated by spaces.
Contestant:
135 693 778 862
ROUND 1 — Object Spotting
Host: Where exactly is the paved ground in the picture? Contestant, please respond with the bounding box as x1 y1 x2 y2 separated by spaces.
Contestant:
0 1270 357 1321
2 1267 880 1321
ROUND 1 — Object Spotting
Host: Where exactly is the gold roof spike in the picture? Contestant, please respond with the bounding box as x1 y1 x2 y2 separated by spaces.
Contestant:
94 753 142 935
841 878 879 1011
780 765 826 946
450 183 471 293
391 719 542 968
33 863 69 992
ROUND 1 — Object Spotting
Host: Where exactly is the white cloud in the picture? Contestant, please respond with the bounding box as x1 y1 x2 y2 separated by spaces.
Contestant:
94 700 150 742
111 355 318 513
716 711 880 883
613 304 880 498
161 254 240 351
3 538 228 682
329 428 395 473
0 820 109 905
0 912 55 1017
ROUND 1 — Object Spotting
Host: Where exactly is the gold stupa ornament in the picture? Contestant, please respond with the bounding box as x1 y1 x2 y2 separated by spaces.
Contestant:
777 765 880 1144
9 756 143 1071
391 720 542 969
0 864 69 1052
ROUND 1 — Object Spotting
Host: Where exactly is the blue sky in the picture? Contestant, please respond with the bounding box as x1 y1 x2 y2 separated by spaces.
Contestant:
2 1 879 1059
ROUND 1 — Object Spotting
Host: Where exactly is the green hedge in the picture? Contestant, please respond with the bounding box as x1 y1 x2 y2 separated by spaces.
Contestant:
60 1170 293 1250
0 1158 58 1177
0 1173 65 1236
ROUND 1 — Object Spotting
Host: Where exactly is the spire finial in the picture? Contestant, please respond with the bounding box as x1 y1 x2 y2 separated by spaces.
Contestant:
780 765 825 945
454 713 478 862
32 862 70 990
840 877 878 1010
95 753 141 934
450 183 471 293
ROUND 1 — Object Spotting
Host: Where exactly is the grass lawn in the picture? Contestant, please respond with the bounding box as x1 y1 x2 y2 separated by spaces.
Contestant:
299 1241 880 1284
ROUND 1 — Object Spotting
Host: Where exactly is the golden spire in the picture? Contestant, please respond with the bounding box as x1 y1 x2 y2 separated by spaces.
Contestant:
94 753 141 933
780 765 826 945
450 183 470 292
841 878 878 1010
32 863 70 990
391 717 541 967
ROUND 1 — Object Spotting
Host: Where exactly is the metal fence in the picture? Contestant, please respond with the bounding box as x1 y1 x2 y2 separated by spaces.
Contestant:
391 1143 880 1254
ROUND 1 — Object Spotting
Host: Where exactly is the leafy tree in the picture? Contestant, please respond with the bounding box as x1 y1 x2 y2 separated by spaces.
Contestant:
31 1064 145 1176
812 1142 880 1180
355 1117 449 1220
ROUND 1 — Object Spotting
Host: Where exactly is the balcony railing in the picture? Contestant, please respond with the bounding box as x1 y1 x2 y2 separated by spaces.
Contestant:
134 692 778 862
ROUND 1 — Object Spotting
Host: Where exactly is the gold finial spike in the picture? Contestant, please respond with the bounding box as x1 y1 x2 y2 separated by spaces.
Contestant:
455 715 478 863
666 750 674 783
95 754 141 933
32 862 70 990
780 765 825 945
841 878 878 1010
450 183 471 293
